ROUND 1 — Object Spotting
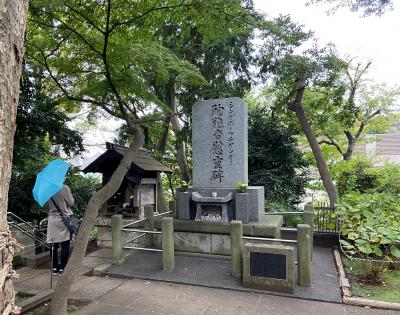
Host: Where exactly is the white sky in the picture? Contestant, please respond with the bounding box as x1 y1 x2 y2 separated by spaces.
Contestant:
254 0 400 86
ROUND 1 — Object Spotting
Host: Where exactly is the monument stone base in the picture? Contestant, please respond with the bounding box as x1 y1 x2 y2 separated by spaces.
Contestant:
175 186 264 223
153 215 284 256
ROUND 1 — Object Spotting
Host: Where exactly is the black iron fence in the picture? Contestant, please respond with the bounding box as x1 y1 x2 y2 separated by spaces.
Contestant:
313 202 339 234
266 202 339 234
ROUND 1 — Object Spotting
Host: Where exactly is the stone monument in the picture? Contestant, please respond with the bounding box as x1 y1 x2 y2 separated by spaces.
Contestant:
176 97 265 223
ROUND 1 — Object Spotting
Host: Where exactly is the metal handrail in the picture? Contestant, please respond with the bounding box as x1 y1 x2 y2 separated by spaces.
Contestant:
122 210 173 229
122 217 148 229
7 212 48 240
123 246 162 252
122 228 161 234
7 212 37 230
267 211 304 215
9 221 50 249
281 227 297 232
154 211 173 217
242 236 298 244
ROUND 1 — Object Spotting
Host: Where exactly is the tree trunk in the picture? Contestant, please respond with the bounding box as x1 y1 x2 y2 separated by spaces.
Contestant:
50 127 144 315
289 81 338 206
0 1 29 314
156 115 171 155
343 123 365 161
168 84 191 182
155 116 171 213
343 138 355 160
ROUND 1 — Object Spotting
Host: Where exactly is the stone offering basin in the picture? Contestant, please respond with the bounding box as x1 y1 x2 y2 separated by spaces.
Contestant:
191 192 233 203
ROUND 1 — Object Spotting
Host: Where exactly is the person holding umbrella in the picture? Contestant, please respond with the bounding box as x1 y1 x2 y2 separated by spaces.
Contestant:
32 159 78 277
46 184 74 275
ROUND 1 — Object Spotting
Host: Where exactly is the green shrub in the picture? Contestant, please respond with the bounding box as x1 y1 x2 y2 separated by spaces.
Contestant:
248 107 310 208
332 157 377 197
337 192 400 284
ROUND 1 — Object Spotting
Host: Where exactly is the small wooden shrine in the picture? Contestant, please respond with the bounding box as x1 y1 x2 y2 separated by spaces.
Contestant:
83 142 172 218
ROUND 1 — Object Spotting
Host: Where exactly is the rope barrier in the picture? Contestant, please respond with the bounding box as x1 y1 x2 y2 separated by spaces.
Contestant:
174 234 199 247
0 227 22 315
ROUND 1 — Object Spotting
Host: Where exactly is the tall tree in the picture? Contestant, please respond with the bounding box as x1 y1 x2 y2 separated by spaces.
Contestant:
28 1 257 313
258 16 346 206
0 1 29 314
150 2 259 183
314 61 399 160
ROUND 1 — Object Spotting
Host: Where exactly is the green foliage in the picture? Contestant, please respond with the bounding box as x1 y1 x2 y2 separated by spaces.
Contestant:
14 68 83 164
8 67 84 221
337 192 400 283
332 156 377 196
158 3 259 114
27 0 259 122
248 107 310 208
64 168 101 218
307 0 393 16
332 157 400 197
236 181 248 193
374 163 400 195
258 14 346 97
180 181 189 193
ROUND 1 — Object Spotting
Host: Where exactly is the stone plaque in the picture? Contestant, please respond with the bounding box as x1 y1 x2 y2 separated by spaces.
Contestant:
243 243 295 294
250 252 287 279
192 98 248 188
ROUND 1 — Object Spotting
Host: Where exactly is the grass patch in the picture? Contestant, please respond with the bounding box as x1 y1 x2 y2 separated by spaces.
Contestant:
343 257 400 303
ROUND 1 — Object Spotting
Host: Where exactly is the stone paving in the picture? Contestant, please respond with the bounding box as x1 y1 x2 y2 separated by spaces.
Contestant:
105 246 341 303
14 248 399 314
77 278 398 315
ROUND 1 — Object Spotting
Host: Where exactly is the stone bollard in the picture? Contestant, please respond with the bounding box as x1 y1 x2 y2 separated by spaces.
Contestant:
230 220 243 278
162 217 175 271
303 203 314 260
297 224 312 287
111 215 124 264
144 205 155 247
169 200 176 218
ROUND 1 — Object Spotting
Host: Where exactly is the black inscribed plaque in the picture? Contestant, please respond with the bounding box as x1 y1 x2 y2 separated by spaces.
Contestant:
250 252 287 279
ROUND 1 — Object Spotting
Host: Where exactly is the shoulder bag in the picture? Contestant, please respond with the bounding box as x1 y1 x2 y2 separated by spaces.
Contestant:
51 197 79 234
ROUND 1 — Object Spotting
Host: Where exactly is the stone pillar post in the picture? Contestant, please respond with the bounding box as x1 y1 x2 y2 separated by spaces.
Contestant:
162 217 175 271
303 203 314 260
297 224 311 287
230 220 243 278
144 205 155 247
111 215 124 264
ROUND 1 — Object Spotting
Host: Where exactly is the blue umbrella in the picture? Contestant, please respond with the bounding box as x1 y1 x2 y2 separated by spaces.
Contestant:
32 159 70 207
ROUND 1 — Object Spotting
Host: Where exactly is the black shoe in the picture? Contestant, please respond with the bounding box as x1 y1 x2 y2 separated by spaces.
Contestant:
52 268 59 276
58 269 63 276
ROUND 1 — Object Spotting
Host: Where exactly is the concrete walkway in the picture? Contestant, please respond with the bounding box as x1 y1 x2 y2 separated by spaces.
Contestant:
15 248 127 301
14 248 399 314
105 246 341 303
78 278 398 315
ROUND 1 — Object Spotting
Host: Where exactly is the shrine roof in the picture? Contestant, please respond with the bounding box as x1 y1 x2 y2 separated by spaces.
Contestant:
82 142 172 174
